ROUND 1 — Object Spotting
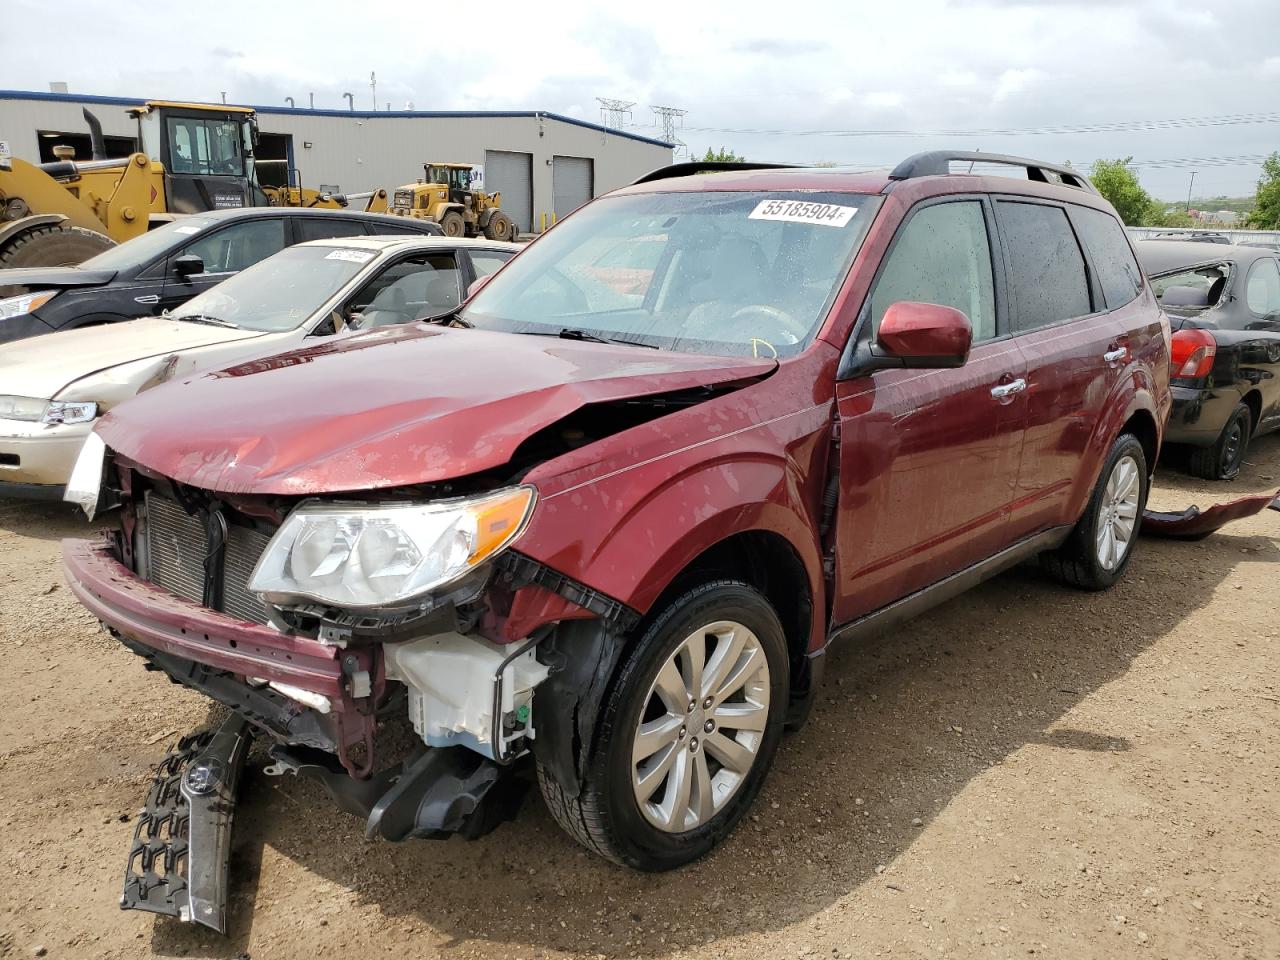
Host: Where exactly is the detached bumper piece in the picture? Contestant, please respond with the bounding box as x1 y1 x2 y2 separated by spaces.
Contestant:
1141 488 1280 540
121 716 252 933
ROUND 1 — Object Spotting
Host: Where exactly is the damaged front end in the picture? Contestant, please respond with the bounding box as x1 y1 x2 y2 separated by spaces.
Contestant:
63 449 635 932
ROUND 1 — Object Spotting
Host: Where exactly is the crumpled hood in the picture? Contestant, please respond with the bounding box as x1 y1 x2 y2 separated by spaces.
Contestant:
96 324 776 495
0 315 266 399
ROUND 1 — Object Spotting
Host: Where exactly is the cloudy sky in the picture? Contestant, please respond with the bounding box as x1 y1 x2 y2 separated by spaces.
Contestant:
5 0 1279 199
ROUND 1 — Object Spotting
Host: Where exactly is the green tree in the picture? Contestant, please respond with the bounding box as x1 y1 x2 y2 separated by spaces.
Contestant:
1089 158 1154 226
702 146 744 162
1246 153 1280 229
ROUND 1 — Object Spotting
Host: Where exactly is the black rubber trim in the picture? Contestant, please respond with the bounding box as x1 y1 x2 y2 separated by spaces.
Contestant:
497 551 641 632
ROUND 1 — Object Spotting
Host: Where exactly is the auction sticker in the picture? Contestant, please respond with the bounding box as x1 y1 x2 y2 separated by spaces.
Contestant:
749 198 857 227
325 249 376 263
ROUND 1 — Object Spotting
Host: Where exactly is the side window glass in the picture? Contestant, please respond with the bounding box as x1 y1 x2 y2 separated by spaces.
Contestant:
470 252 514 279
869 201 996 342
1245 258 1280 317
998 201 1092 331
177 218 285 274
296 218 366 242
348 253 461 327
1072 206 1143 309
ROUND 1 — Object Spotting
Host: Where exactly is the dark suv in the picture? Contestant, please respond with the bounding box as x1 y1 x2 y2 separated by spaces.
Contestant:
62 151 1169 926
0 207 443 344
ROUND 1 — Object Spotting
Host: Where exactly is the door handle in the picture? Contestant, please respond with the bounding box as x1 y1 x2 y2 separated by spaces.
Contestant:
1103 347 1127 363
134 295 160 305
990 378 1027 399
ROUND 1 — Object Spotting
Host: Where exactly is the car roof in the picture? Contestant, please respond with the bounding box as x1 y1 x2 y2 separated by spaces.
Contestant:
1134 239 1274 275
174 206 428 225
611 163 1114 211
294 235 521 252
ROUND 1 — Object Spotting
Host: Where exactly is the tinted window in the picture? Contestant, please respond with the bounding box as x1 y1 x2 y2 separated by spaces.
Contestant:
80 217 217 271
1245 258 1280 318
869 201 996 341
998 202 1092 331
1073 206 1142 308
296 218 367 242
348 253 461 327
470 251 514 278
372 222 432 236
178 218 286 274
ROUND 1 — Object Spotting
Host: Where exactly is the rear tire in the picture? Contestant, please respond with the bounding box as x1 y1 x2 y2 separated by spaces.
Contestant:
0 223 115 269
1188 402 1251 481
1041 433 1148 591
537 580 789 871
439 211 465 238
483 212 513 241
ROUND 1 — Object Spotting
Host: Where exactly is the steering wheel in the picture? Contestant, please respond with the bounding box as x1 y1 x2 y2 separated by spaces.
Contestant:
527 269 589 314
729 304 806 344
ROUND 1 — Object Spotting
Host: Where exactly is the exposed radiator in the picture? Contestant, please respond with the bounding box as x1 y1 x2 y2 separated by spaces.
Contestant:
143 492 272 625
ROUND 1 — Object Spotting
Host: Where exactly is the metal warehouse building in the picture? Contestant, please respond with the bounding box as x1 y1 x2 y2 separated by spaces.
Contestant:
0 90 674 233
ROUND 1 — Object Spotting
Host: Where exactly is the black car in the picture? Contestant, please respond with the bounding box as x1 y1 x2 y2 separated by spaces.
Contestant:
0 208 443 344
1137 239 1280 479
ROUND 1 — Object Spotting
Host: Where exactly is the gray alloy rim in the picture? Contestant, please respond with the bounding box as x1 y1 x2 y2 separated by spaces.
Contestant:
630 620 771 833
1095 454 1141 571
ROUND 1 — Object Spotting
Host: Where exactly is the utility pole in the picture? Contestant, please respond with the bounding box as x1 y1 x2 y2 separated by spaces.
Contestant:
596 97 635 129
370 71 377 110
650 105 688 159
1186 171 1196 212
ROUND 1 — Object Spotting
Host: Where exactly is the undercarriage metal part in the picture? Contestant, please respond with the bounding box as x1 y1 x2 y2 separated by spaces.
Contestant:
364 747 527 842
121 715 252 933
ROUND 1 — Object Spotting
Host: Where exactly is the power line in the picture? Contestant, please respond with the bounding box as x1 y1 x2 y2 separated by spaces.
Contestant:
674 110 1280 140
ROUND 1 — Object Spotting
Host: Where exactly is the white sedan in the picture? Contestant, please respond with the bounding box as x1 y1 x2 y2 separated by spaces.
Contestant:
0 235 518 498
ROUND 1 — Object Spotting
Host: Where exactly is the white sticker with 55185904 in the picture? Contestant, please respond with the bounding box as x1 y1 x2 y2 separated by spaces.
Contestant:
324 249 376 263
749 198 857 227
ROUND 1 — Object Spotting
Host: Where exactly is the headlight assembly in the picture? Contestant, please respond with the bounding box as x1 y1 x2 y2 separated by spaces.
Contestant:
0 396 97 424
0 290 58 320
248 486 536 609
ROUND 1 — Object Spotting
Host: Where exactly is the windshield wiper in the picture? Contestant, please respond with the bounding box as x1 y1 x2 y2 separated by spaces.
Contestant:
528 327 659 349
173 313 238 329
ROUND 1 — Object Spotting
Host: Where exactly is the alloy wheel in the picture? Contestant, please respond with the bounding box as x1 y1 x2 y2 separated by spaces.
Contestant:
1095 454 1141 571
630 620 770 833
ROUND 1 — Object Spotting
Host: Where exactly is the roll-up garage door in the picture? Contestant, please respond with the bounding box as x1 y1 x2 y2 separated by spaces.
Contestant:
484 150 532 235
553 156 594 220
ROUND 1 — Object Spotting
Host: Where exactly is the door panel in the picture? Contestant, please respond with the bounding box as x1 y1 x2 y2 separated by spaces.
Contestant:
832 343 1027 623
159 218 287 311
995 199 1125 538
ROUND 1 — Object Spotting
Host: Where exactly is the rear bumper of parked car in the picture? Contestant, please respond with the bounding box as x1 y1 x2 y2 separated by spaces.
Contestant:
1164 383 1243 447
0 418 91 498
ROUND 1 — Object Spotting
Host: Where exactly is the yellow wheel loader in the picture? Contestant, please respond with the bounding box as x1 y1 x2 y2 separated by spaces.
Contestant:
388 163 515 240
0 102 386 267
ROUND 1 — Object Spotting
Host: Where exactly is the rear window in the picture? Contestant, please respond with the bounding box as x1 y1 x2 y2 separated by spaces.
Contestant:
998 201 1092 331
1072 206 1143 309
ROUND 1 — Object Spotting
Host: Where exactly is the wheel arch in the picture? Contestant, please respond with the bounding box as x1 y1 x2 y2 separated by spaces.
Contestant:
1241 389 1263 432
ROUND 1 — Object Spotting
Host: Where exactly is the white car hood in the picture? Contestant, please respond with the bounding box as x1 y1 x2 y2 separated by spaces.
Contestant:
0 316 268 399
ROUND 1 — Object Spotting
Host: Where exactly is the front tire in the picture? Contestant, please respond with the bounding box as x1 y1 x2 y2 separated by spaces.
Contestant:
439 211 465 237
1188 402 1251 481
538 580 789 870
483 212 513 241
1041 433 1148 591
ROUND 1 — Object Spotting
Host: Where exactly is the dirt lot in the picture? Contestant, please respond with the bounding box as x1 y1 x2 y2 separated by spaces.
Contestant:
1 440 1278 960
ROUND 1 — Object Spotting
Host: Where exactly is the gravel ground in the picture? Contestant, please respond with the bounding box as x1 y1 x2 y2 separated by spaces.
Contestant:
1 438 1277 960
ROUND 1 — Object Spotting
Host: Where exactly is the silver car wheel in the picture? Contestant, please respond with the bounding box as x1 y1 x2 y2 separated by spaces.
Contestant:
631 620 771 833
1095 454 1141 571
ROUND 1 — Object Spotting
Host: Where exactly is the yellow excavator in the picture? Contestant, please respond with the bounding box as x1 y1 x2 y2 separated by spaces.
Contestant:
0 101 387 268
389 162 515 240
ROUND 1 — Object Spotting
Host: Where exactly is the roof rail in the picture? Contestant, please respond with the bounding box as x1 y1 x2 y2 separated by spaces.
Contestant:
888 151 1096 193
632 161 799 185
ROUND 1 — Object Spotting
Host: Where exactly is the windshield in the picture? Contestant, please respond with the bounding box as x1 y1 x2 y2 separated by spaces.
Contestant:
169 244 378 332
460 190 880 357
80 217 217 271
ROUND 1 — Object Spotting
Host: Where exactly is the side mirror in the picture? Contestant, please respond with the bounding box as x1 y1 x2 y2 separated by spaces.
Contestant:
466 274 492 300
876 301 972 368
173 254 204 279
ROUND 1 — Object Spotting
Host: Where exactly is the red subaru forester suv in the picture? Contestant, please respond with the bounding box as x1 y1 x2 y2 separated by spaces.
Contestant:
63 151 1169 928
